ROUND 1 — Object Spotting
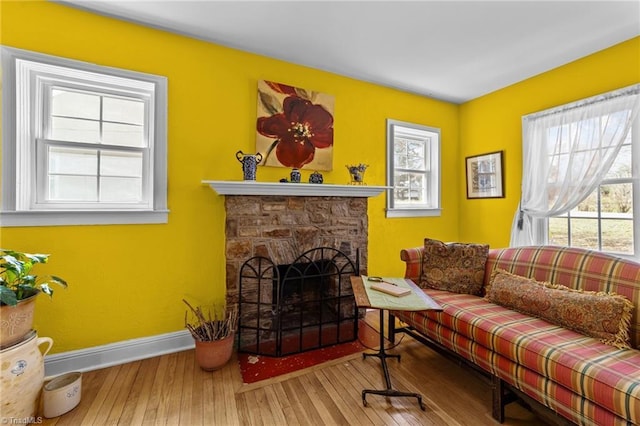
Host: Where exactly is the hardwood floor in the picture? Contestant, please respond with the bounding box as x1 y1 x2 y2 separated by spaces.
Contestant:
41 316 546 425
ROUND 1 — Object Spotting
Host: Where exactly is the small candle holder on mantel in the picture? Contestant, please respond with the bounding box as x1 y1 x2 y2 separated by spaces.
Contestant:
346 164 368 185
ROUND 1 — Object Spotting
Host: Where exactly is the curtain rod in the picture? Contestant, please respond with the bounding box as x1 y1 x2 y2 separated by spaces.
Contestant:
523 83 640 121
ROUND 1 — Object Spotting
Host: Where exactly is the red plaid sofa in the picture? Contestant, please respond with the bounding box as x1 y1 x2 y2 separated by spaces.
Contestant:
390 245 640 425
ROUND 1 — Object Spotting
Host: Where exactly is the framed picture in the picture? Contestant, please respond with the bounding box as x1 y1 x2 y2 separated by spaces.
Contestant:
465 151 504 199
256 80 334 170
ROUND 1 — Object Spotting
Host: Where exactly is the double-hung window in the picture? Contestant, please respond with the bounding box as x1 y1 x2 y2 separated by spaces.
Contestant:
386 119 441 218
548 116 638 257
512 84 639 260
1 47 168 226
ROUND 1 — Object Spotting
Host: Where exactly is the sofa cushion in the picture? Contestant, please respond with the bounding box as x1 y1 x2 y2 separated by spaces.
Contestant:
420 238 489 295
392 289 640 424
486 269 634 349
484 246 640 350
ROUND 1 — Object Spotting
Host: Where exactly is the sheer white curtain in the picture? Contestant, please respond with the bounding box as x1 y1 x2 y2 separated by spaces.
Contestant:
510 84 640 247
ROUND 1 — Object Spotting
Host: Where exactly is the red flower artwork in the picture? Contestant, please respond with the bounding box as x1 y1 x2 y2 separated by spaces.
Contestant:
264 81 298 97
256 80 334 170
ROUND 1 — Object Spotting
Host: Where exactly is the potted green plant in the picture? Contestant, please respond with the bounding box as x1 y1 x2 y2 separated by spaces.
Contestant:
0 249 67 348
183 299 238 371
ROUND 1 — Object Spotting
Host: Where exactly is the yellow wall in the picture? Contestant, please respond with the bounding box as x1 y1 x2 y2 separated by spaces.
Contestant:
459 37 640 246
2 1 637 354
0 1 459 352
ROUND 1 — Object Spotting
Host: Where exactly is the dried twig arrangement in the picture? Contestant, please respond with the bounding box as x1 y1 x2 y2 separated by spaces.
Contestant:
183 299 238 342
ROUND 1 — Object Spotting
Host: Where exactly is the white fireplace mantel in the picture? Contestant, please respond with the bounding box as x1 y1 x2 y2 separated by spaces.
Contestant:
203 180 391 197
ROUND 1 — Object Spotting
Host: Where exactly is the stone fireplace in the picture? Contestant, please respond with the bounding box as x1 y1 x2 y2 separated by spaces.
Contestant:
224 194 369 305
203 181 388 355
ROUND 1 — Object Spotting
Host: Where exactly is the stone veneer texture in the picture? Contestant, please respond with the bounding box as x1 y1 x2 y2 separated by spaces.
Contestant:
225 195 368 304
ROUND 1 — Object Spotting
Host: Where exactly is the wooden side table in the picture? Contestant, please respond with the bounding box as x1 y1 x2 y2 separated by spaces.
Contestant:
350 276 442 410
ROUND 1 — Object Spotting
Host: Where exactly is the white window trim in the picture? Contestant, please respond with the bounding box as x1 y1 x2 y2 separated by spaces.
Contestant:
386 119 442 218
1 46 168 227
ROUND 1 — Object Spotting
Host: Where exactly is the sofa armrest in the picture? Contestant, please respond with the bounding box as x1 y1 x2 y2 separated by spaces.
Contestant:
400 246 424 282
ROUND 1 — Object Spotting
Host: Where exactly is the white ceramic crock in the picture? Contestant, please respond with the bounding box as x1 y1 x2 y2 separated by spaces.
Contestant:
43 371 82 418
0 330 53 420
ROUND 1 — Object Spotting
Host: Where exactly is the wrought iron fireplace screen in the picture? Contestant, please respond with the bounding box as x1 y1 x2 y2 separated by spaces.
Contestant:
238 247 359 357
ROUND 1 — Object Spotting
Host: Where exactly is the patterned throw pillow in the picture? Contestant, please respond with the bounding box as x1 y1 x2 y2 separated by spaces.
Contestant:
420 238 489 295
486 269 634 349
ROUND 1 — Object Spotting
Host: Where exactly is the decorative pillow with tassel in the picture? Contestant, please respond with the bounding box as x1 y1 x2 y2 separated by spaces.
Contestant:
486 269 634 349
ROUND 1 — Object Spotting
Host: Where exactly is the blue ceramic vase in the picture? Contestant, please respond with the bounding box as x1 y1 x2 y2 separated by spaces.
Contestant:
290 168 301 183
236 151 263 181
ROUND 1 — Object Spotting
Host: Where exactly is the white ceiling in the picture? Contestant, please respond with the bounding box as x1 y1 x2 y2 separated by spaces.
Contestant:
60 0 640 104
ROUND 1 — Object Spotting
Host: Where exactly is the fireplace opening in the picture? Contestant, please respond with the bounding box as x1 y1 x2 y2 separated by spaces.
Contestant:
275 259 331 326
238 247 359 357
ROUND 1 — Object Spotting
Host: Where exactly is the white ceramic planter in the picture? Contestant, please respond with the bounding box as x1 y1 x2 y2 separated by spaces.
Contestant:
0 330 53 420
43 371 82 418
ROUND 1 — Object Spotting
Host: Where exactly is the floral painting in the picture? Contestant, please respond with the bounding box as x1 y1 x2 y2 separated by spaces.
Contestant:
256 80 334 170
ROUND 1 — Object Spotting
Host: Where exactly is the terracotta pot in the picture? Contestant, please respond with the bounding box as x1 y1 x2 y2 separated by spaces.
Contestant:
0 330 53 420
0 294 38 349
194 334 234 371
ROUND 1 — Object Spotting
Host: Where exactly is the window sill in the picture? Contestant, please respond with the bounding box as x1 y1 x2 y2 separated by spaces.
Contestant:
0 210 169 227
386 208 442 218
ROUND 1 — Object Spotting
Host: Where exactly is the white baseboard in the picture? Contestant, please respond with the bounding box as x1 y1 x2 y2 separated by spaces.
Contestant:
44 330 195 379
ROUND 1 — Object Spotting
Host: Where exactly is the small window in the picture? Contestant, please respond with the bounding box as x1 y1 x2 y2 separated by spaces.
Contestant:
386 119 441 218
1 47 168 226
